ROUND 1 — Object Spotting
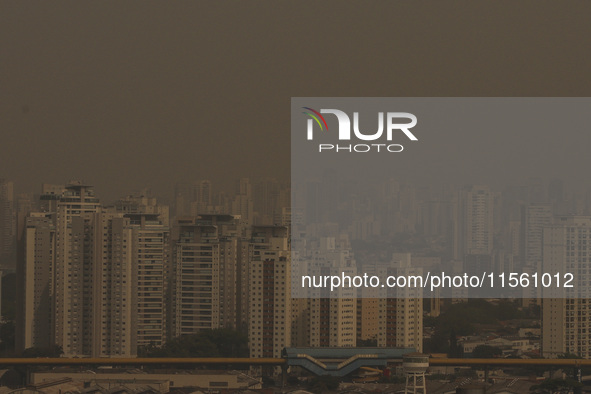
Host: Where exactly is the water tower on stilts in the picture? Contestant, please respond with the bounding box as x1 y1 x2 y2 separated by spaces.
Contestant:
403 353 429 394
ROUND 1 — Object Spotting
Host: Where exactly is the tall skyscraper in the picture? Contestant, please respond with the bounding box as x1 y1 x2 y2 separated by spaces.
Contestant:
522 203 553 268
232 178 254 228
356 298 379 345
248 225 291 358
174 182 194 218
0 179 16 270
305 237 357 348
454 185 495 265
19 183 169 357
375 254 423 352
126 212 170 349
170 214 242 336
21 213 55 350
106 194 171 349
542 216 591 358
190 180 214 215
521 203 553 304
253 178 280 225
50 183 104 356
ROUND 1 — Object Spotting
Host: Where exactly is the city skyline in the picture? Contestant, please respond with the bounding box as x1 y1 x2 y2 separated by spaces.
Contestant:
1 159 590 391
3 2 591 392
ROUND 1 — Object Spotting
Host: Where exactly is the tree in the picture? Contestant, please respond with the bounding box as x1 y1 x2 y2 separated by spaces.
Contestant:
0 321 15 355
357 337 377 347
530 378 582 394
448 329 463 358
309 375 340 393
558 353 583 359
1 273 16 322
139 328 249 358
21 345 63 358
472 345 502 358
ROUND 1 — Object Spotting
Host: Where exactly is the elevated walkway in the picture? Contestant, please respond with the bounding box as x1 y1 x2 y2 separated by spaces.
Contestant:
282 347 416 377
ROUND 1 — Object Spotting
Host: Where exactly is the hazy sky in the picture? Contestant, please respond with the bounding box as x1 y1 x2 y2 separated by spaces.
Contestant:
2 2 591 202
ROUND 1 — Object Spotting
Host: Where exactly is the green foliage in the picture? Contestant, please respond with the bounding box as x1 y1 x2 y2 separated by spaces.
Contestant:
0 321 15 355
1 273 16 321
379 375 405 384
357 338 377 347
557 353 583 359
423 299 529 354
423 315 437 327
524 304 541 320
448 329 463 358
471 345 502 358
139 328 249 358
530 378 582 393
21 345 64 358
309 375 340 393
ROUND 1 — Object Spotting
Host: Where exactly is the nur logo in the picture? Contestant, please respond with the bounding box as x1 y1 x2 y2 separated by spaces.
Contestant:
302 107 418 153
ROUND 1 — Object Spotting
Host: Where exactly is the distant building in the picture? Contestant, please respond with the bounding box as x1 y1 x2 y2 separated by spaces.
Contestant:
521 203 552 305
0 179 16 270
126 212 170 349
170 214 243 336
376 254 423 352
454 185 495 259
542 216 591 358
18 183 169 357
306 237 357 348
248 225 291 359
112 195 171 348
21 213 55 350
356 298 379 345
232 178 254 228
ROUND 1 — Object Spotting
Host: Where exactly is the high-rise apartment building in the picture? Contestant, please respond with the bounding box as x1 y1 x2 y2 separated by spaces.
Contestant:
0 179 16 270
19 183 169 357
542 216 591 358
375 254 423 352
50 183 103 356
171 214 242 336
127 212 169 349
248 226 291 358
356 298 379 345
253 178 281 225
21 213 55 350
111 193 170 348
454 185 495 259
521 203 553 304
306 237 357 348
174 183 194 218
523 203 553 267
232 178 254 229
190 180 213 216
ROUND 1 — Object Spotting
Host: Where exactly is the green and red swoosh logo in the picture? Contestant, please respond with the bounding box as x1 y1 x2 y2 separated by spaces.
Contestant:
302 107 328 131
